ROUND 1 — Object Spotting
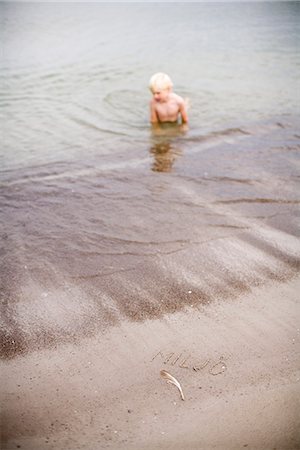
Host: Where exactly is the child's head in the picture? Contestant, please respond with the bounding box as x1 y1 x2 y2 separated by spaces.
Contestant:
149 72 173 94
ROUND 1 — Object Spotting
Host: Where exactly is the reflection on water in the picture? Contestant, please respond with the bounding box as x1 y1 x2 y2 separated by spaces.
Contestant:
150 140 181 173
149 123 186 172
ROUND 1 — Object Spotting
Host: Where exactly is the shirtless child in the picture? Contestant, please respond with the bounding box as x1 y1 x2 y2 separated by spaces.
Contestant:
149 72 188 125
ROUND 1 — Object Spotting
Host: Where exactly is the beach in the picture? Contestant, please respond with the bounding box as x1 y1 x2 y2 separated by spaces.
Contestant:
2 214 300 449
1 3 300 449
2 277 300 449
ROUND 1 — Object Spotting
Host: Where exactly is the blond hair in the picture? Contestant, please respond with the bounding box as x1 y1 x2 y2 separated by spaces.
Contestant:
149 72 173 92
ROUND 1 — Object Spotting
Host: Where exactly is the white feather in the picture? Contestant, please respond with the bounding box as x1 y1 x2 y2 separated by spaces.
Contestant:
160 369 185 401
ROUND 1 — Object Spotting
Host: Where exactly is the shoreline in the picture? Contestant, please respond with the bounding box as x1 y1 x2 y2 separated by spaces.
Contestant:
2 276 300 450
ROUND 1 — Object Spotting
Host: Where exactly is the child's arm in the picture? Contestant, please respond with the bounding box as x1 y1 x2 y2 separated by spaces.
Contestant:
150 100 159 123
179 99 188 124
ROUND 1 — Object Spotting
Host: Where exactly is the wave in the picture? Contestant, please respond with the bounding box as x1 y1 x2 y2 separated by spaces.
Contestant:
215 198 300 205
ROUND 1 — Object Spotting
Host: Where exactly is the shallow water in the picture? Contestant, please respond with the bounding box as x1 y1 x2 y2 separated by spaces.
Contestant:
1 2 299 357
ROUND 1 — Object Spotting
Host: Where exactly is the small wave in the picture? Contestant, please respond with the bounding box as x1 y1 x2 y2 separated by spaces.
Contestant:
89 234 192 247
214 127 251 137
215 198 300 205
70 267 137 281
186 127 250 143
205 176 256 185
103 89 148 123
185 120 290 147
0 157 151 186
67 113 128 137
208 224 250 230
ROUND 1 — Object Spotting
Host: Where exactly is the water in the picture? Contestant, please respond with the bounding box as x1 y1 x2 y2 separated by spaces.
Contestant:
1 2 299 357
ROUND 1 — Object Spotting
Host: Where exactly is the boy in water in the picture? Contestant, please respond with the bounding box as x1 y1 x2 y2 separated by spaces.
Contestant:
149 72 188 125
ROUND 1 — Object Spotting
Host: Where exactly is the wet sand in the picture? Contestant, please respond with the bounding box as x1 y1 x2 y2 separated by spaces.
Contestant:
1 273 300 449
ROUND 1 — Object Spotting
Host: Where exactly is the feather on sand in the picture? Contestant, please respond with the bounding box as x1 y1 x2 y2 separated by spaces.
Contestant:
160 369 185 401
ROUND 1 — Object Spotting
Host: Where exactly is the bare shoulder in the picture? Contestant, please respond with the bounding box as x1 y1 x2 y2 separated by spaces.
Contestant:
171 92 185 106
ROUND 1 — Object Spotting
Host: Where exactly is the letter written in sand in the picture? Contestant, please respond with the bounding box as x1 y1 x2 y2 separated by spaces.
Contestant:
209 359 227 376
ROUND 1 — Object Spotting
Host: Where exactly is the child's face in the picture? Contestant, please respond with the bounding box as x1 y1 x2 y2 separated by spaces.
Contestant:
152 87 170 103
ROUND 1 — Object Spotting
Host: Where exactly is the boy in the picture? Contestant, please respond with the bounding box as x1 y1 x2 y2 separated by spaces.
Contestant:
149 72 188 125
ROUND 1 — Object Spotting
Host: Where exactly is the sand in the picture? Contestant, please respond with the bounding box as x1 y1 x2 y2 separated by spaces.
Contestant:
1 274 300 450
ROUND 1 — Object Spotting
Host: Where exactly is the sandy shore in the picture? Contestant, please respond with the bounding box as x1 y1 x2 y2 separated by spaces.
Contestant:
1 274 300 450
